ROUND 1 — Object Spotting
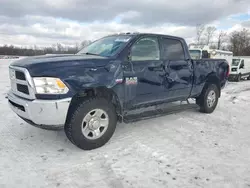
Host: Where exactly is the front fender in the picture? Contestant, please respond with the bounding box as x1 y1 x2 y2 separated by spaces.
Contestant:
63 61 125 108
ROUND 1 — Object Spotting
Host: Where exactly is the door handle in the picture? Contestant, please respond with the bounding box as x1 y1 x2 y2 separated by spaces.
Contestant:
165 73 175 83
90 68 97 71
187 61 193 69
167 77 174 82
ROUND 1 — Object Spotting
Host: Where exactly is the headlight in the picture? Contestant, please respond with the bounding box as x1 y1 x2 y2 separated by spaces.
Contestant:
33 77 69 94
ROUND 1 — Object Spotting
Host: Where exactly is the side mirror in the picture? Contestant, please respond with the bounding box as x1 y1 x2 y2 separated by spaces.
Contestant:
240 65 244 69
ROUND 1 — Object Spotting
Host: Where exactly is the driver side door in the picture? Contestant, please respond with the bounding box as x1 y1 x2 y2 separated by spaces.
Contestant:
123 36 167 109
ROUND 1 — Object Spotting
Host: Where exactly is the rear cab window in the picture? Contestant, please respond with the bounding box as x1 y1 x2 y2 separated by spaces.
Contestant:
160 38 185 60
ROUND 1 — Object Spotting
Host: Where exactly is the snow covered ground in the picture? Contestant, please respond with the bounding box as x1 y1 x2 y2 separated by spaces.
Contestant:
1 59 250 188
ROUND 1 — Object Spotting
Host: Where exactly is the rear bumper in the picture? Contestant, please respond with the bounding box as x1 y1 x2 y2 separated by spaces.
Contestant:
7 91 71 128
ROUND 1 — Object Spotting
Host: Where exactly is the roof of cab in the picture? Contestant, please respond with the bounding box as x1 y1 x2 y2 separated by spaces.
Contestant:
107 32 185 41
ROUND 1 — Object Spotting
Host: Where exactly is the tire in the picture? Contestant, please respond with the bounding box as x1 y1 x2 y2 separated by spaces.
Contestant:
197 84 219 114
247 74 250 80
64 97 117 150
236 74 241 82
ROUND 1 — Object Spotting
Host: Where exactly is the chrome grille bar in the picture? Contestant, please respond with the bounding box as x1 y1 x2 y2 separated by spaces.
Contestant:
9 66 36 100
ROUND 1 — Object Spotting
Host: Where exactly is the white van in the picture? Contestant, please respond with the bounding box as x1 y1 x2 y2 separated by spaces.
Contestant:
229 56 250 82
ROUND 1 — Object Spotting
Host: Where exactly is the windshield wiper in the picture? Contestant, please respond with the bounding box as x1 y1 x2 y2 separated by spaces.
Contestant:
82 52 102 56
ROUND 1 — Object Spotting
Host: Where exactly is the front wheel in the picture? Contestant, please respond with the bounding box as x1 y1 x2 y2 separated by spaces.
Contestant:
64 97 117 150
197 84 219 113
247 74 250 80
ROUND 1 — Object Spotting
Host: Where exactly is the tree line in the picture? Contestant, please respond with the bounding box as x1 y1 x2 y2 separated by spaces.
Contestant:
1 27 250 56
0 40 92 56
194 24 250 56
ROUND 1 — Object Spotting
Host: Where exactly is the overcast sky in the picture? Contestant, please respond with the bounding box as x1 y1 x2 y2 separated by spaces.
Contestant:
0 0 250 47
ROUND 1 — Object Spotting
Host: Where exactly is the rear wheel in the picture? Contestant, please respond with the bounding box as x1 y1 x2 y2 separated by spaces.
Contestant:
196 84 219 113
236 74 241 82
64 97 117 150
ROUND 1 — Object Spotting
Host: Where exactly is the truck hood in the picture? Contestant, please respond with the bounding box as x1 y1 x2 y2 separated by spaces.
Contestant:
10 54 112 77
10 54 110 68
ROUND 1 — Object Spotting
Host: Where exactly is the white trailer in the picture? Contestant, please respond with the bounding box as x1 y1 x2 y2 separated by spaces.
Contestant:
229 56 250 82
209 50 233 65
189 44 233 64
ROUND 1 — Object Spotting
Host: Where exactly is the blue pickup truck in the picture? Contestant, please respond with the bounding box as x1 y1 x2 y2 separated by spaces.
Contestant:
7 33 229 150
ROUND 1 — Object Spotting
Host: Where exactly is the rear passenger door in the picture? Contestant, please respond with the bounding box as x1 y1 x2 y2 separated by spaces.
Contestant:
160 37 194 100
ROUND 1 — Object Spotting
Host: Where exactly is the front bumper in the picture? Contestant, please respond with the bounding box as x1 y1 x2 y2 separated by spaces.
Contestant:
7 91 71 128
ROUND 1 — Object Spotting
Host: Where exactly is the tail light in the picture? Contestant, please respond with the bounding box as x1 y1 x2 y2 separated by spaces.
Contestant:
226 64 230 77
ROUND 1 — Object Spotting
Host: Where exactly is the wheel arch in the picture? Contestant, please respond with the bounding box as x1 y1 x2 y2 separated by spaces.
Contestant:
66 86 123 125
204 73 221 98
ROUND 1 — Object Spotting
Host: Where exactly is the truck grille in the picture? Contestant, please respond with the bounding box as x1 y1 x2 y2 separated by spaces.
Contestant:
16 84 29 95
15 71 26 80
9 66 35 99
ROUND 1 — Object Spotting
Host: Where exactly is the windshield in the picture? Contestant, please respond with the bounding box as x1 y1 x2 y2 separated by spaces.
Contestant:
77 35 132 57
232 59 240 66
189 50 202 59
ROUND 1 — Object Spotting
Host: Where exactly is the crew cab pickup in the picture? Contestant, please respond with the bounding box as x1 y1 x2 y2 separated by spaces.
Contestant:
7 33 229 150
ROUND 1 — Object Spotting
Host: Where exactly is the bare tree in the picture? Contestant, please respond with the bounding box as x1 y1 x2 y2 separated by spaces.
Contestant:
228 28 250 56
81 40 92 48
33 45 37 55
0 44 84 56
196 24 205 44
217 31 227 50
52 44 57 52
57 43 63 52
209 44 217 49
205 26 216 45
75 42 79 52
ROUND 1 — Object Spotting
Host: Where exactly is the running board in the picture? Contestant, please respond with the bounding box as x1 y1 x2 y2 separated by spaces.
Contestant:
123 103 199 124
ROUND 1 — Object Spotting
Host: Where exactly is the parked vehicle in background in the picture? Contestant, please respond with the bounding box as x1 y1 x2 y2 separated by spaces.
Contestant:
189 44 233 64
229 56 250 82
7 32 229 150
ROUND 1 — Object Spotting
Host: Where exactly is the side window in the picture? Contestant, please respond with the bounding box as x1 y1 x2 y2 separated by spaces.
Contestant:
240 60 244 68
161 38 185 60
131 37 160 61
